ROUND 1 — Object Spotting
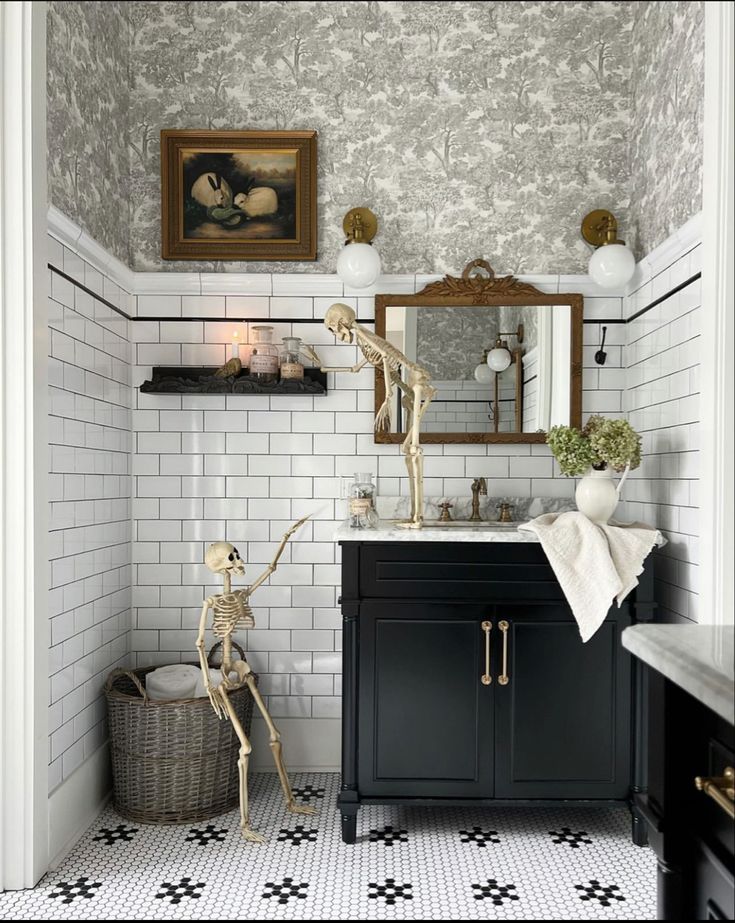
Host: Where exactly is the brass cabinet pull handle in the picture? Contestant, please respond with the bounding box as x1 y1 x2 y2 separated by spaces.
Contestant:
695 766 735 819
498 620 509 685
481 620 492 685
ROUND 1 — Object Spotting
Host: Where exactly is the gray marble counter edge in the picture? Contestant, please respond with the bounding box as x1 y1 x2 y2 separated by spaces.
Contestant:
622 624 735 725
334 521 540 543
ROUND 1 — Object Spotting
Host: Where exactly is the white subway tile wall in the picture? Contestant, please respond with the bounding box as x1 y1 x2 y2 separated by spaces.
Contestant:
130 284 626 721
48 241 133 792
49 224 700 771
624 245 702 623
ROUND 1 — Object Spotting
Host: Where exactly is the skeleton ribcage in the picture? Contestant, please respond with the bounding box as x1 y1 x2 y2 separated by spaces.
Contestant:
212 590 255 637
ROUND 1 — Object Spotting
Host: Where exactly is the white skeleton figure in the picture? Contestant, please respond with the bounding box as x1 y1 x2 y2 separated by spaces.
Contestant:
305 303 435 528
196 519 315 843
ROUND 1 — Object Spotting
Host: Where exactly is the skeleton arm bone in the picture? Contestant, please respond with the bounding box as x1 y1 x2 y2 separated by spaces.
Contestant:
247 515 310 595
301 344 369 374
196 598 223 719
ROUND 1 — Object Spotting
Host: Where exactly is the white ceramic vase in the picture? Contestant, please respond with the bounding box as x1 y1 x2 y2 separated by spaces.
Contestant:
575 465 630 524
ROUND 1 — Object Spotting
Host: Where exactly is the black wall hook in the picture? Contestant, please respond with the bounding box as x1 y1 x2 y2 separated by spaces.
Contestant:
595 326 608 365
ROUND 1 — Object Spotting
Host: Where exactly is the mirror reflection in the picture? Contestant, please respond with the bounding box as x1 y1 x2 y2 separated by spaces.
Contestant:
384 304 573 435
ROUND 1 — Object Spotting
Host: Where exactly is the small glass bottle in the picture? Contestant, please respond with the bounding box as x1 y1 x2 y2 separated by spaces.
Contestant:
349 472 379 529
248 325 279 382
280 336 305 380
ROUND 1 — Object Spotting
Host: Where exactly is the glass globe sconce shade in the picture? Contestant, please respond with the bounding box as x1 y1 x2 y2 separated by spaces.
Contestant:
474 360 494 383
487 345 512 372
581 209 636 290
336 207 381 289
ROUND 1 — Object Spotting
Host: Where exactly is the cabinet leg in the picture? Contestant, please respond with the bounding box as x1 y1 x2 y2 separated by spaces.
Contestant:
631 807 648 847
341 812 357 844
657 859 685 920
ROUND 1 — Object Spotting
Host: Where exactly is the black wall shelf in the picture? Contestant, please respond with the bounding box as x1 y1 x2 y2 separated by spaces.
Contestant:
140 366 327 395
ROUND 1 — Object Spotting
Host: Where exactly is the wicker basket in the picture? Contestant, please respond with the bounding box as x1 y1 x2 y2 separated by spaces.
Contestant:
105 642 255 824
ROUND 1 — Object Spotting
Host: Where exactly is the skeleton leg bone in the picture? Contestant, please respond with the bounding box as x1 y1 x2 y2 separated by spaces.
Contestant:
233 660 315 817
217 685 265 843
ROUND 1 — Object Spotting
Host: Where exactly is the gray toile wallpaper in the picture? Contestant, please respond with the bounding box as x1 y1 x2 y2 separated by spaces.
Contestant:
46 1 705 273
629 1 705 257
47 1 130 265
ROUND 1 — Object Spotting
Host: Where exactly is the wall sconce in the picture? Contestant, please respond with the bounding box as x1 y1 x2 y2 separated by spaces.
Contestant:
473 323 524 380
335 207 382 289
581 209 636 289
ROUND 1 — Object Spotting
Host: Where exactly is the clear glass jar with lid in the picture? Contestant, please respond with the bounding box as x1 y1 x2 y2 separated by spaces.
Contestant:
349 472 379 529
280 336 305 380
248 325 279 382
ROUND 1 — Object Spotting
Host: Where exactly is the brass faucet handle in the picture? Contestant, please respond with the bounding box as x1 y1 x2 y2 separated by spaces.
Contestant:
497 502 514 523
438 501 454 522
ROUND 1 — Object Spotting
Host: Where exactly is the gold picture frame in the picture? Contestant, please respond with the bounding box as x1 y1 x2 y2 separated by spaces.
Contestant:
161 129 317 261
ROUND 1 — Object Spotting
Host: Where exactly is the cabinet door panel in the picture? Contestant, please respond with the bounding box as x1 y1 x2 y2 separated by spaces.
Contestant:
494 605 631 798
358 602 494 798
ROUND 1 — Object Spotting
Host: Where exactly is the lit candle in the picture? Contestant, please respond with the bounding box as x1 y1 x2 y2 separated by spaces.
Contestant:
231 331 240 360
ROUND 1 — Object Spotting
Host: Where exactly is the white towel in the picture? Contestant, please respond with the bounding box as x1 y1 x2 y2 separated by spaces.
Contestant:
518 511 664 642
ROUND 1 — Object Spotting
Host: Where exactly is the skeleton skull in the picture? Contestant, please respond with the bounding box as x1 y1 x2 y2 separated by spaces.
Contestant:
205 541 245 577
324 303 356 343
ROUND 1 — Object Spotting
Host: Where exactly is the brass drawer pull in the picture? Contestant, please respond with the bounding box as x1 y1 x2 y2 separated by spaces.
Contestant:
498 620 509 685
481 620 492 685
695 766 735 819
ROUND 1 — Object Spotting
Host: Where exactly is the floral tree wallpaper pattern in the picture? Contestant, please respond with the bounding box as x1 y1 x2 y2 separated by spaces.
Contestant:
629 1 704 257
46 1 705 274
47 1 130 265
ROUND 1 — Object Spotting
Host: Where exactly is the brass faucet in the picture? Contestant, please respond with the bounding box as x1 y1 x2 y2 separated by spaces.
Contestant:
469 478 487 521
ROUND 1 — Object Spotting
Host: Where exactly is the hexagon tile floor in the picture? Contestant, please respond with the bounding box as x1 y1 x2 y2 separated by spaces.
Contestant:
0 773 656 921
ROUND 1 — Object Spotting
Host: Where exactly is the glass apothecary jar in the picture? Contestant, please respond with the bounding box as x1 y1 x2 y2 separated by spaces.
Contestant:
248 326 279 382
349 472 379 530
280 336 305 380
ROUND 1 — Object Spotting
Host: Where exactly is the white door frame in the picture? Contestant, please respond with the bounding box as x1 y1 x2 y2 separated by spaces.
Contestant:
0 0 49 890
700 1 734 627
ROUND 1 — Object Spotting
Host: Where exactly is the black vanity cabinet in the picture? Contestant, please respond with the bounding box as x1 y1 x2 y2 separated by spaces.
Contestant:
338 540 648 843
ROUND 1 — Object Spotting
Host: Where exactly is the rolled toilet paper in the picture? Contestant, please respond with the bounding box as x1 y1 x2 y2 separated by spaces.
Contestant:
145 664 201 701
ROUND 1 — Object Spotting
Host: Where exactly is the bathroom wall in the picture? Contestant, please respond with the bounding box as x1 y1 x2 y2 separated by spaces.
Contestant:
47 1 130 265
128 277 625 756
628 1 705 257
47 237 133 791
624 238 702 623
48 0 634 275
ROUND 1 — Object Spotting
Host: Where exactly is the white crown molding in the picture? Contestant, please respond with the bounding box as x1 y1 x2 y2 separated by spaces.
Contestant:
48 205 136 294
51 205 695 315
626 211 703 297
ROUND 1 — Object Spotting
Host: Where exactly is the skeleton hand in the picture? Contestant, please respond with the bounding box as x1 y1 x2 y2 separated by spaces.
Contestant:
206 683 224 720
284 514 310 540
375 399 391 432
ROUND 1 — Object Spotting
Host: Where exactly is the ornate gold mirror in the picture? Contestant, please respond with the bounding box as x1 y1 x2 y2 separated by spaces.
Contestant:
374 259 583 444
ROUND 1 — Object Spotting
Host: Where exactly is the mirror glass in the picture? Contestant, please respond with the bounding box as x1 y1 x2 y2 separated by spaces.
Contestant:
384 304 573 435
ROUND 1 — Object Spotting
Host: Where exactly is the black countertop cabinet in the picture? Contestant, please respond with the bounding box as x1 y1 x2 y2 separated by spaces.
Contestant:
338 540 652 844
637 670 734 920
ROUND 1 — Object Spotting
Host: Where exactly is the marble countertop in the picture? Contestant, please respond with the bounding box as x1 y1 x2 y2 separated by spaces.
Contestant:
334 520 540 543
622 624 734 725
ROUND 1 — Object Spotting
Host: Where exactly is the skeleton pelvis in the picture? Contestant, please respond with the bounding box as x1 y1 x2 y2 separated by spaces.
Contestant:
212 592 255 635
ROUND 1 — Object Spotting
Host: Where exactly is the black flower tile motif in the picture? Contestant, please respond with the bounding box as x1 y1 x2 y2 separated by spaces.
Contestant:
48 878 102 904
460 826 501 847
576 880 626 906
262 877 309 904
185 824 228 846
550 826 593 848
277 825 318 845
369 825 408 845
291 784 326 802
93 824 139 845
155 877 205 904
472 879 520 905
368 878 413 905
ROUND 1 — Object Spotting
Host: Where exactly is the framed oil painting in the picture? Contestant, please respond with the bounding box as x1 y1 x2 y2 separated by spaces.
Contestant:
161 129 317 261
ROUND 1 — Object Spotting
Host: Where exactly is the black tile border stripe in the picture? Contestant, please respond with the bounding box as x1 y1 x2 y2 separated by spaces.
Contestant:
50 263 701 328
49 263 133 320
